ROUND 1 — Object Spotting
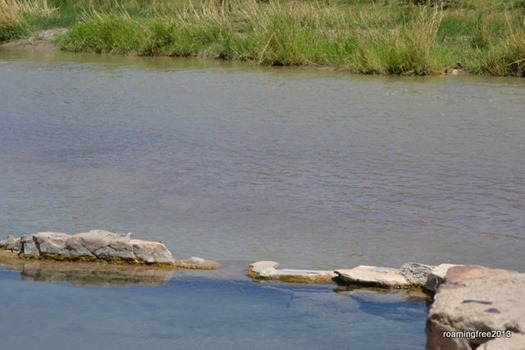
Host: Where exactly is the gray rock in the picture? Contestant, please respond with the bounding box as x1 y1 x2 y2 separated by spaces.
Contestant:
20 234 39 255
130 239 174 264
19 230 174 265
399 262 434 286
33 232 71 255
334 265 409 288
426 272 525 350
0 235 22 251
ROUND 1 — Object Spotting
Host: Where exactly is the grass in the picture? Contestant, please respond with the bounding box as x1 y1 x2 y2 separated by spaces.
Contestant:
0 0 56 42
2 0 525 76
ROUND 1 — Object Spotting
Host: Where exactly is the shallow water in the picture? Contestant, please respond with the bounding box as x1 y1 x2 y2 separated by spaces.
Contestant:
0 49 524 271
0 264 428 350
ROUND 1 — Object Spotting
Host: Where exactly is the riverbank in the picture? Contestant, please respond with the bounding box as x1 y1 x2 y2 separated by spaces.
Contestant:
1 0 524 76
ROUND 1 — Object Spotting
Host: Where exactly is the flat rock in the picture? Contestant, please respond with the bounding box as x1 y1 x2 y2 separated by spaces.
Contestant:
174 256 222 270
426 272 525 350
248 261 335 283
19 230 174 265
334 265 409 288
249 261 280 277
444 265 517 284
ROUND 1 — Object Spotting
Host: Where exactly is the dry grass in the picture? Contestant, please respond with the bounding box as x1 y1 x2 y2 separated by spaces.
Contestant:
0 0 56 42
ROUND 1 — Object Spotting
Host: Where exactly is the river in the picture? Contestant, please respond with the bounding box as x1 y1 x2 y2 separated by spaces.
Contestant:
0 49 523 271
1 47 524 350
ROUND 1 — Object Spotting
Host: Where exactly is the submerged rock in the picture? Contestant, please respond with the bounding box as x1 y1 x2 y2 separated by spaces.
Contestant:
426 267 525 350
174 256 222 270
18 230 174 265
248 261 336 283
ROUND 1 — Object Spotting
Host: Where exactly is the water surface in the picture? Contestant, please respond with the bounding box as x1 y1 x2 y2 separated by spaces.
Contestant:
0 264 427 350
0 48 524 270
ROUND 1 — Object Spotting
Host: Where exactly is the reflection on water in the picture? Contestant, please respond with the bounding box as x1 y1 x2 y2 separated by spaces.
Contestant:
0 48 524 273
0 251 174 286
0 265 428 350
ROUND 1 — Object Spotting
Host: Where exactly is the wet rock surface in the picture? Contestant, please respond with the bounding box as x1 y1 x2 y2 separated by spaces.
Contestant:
248 261 336 283
174 256 222 270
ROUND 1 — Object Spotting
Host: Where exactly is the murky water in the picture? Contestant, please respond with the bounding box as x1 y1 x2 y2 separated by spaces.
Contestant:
0 49 524 271
1 48 523 350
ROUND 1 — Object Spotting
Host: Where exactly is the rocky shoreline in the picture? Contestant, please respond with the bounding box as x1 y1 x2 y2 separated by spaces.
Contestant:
1 230 523 349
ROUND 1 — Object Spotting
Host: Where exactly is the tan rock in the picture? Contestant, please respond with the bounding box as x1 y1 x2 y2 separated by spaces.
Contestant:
477 333 525 350
334 265 408 288
445 265 517 284
174 256 221 270
426 273 525 350
248 261 335 283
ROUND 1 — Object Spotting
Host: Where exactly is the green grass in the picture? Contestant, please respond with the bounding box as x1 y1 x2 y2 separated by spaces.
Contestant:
3 0 525 76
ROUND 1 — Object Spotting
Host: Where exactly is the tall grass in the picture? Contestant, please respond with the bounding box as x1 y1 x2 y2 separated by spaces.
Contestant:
4 0 525 76
0 0 56 42
474 13 525 76
352 8 443 75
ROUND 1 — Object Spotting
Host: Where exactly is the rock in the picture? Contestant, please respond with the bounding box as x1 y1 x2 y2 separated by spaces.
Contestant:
0 235 22 251
19 230 174 265
20 234 39 255
425 263 462 293
334 265 409 289
426 272 525 350
249 261 280 277
399 262 434 286
444 265 517 284
131 239 174 265
248 261 336 283
477 333 525 350
173 256 221 269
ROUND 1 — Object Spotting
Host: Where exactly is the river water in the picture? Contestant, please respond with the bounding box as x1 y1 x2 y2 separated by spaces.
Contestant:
1 49 523 270
0 48 523 350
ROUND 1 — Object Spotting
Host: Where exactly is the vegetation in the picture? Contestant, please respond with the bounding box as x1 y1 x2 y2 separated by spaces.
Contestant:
1 0 524 76
0 0 56 42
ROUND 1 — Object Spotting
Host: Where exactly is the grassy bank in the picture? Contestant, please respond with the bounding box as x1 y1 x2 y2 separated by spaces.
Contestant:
0 0 57 41
2 0 524 76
